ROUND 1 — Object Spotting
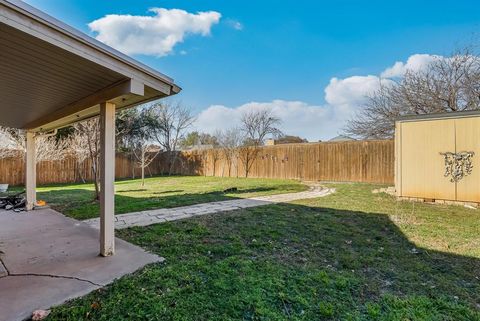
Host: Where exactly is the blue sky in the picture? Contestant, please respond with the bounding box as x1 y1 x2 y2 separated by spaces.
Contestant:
25 0 480 140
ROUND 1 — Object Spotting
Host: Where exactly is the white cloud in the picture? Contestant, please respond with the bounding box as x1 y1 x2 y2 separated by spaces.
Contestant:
88 8 221 56
380 54 440 78
195 77 389 141
195 54 443 141
226 19 243 30
324 75 390 115
196 100 346 141
195 101 333 141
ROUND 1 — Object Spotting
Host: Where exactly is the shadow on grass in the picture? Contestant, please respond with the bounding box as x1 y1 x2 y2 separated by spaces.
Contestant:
117 189 148 193
152 190 185 195
225 187 276 194
49 201 480 320
37 187 278 220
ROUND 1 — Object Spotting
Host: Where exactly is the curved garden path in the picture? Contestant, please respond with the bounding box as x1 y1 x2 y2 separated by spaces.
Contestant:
84 183 334 230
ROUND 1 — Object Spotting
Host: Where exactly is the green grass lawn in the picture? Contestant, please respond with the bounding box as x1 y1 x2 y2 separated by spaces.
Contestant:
31 176 307 220
47 183 480 321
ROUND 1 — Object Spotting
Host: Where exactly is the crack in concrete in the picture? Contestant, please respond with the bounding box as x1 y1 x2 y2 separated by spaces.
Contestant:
1 259 103 286
7 273 104 287
0 251 9 273
0 258 9 278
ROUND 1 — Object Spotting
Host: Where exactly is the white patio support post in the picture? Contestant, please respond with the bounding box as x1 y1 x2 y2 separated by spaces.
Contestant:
25 131 36 211
99 102 116 256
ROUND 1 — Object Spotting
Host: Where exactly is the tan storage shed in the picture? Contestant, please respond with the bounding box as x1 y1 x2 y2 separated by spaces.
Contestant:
395 111 480 204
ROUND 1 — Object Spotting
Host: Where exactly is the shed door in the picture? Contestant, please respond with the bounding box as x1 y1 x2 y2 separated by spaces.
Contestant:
400 119 456 200
455 117 480 202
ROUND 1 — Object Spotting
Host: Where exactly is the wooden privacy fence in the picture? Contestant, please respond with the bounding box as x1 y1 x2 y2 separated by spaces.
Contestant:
175 140 395 184
0 153 176 186
0 140 394 186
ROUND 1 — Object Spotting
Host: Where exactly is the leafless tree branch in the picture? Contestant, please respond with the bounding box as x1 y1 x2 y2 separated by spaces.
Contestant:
346 48 480 139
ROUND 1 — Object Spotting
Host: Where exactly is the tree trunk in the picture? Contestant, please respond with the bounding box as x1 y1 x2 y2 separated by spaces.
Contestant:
76 160 86 183
236 157 239 178
131 153 136 179
147 165 153 178
92 156 100 200
169 152 178 176
203 154 207 177
244 156 250 178
141 150 145 187
227 157 232 177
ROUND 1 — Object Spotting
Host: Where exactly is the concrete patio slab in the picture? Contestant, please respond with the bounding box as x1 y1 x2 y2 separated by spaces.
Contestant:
0 208 163 321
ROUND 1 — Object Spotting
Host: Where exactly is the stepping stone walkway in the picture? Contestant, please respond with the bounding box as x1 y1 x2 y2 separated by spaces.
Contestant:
84 184 334 230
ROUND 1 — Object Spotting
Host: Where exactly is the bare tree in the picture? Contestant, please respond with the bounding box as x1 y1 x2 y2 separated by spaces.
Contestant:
208 131 222 176
239 109 282 177
209 148 222 176
115 107 145 180
237 145 258 178
241 109 283 145
345 83 402 139
346 49 480 139
217 128 242 177
68 128 91 183
116 108 141 151
149 101 195 174
0 127 69 161
0 127 24 159
126 108 160 187
72 119 101 200
131 144 160 187
201 151 209 177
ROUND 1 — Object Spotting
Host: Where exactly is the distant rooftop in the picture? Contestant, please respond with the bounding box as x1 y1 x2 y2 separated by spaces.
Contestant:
328 135 356 142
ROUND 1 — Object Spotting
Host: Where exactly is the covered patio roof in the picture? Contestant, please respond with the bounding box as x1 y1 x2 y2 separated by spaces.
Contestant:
1 0 181 257
0 0 180 132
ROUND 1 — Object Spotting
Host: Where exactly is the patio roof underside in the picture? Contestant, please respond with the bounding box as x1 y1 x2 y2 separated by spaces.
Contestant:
0 0 179 132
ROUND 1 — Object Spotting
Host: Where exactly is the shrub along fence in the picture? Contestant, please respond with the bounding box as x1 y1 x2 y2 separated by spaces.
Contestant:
0 140 394 186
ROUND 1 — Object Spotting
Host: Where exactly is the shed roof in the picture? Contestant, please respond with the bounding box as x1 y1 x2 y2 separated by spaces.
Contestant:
396 110 480 123
0 0 181 132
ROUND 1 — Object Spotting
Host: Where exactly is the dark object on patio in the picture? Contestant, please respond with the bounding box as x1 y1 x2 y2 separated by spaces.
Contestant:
223 187 238 193
0 191 26 211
